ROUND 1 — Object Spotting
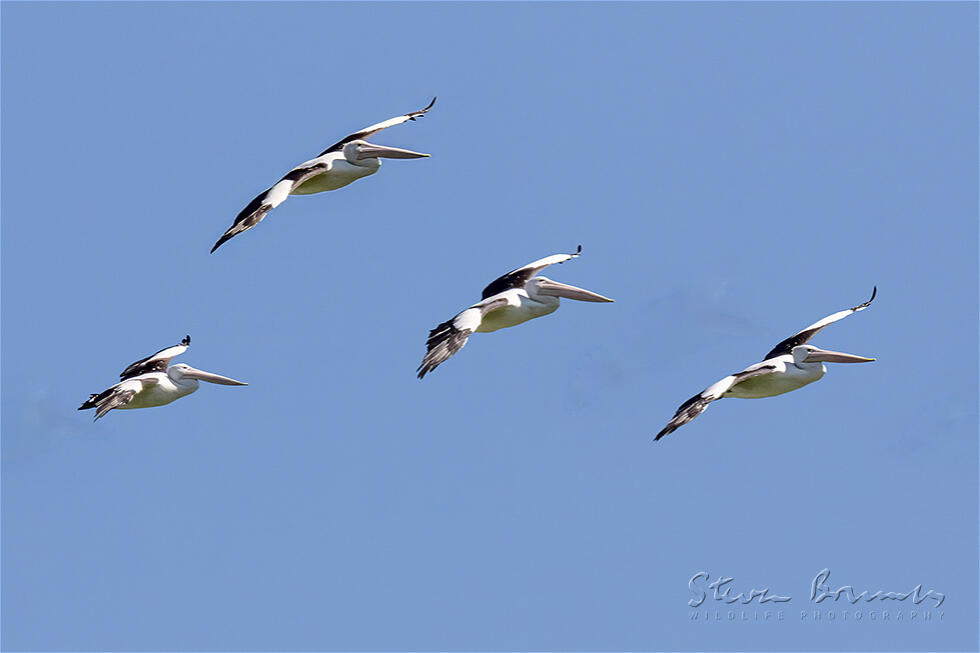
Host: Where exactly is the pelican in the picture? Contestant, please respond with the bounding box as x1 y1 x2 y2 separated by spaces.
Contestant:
417 246 614 378
655 288 877 440
78 336 247 421
211 97 436 253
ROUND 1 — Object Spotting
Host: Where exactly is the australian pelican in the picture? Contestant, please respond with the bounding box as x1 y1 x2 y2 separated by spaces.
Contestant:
211 97 435 253
656 288 877 440
417 246 614 378
78 336 247 421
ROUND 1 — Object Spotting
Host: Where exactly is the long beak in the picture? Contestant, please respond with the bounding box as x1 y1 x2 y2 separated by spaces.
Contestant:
804 348 875 364
536 279 614 303
359 142 430 159
183 366 248 385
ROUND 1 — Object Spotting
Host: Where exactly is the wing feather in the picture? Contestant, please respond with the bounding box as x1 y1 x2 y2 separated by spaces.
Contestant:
316 97 436 156
655 365 778 440
211 162 328 253
79 377 159 421
119 336 190 380
763 287 876 360
480 246 582 299
417 296 509 378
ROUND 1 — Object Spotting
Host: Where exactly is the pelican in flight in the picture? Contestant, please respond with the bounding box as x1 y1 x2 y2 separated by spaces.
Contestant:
417 246 614 378
656 288 877 440
78 336 247 421
211 97 435 253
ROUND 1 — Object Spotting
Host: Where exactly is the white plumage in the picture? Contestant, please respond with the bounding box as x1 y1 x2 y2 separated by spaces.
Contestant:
211 98 435 253
417 247 614 378
79 336 247 421
656 288 877 440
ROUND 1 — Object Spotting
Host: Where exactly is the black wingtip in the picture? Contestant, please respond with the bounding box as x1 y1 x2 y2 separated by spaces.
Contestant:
181 335 191 346
409 97 437 121
854 286 877 310
211 227 239 253
561 245 582 264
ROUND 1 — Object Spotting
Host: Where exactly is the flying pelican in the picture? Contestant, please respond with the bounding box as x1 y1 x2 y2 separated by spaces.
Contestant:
655 288 877 440
417 246 614 378
211 97 436 253
78 336 247 421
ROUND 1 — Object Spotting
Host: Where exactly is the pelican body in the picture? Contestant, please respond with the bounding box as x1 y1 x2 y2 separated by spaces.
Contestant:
656 288 877 440
476 286 561 332
417 246 614 378
287 144 384 194
78 336 247 421
211 98 435 253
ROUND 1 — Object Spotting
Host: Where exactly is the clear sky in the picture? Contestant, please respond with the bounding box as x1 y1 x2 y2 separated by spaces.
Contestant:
2 2 977 651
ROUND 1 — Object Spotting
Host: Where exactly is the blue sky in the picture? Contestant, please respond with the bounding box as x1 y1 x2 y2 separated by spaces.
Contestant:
2 2 977 651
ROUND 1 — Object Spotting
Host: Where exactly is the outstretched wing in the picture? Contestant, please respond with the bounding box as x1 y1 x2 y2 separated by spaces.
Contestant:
316 97 436 156
763 287 876 360
211 161 329 253
481 246 582 300
211 98 434 253
655 364 778 441
417 296 510 379
119 336 190 380
79 376 159 421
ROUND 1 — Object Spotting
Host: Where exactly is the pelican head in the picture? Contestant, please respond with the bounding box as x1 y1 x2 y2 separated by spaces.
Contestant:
792 345 875 365
167 363 248 386
527 276 615 303
342 139 429 164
